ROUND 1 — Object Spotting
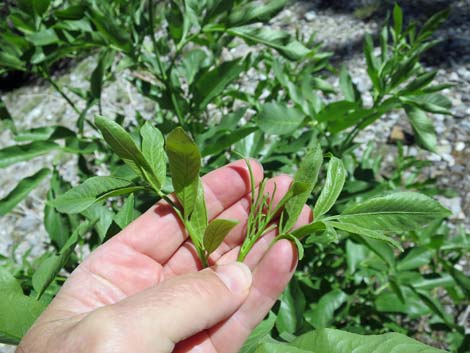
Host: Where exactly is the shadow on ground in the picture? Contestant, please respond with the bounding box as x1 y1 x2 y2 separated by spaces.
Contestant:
301 0 470 67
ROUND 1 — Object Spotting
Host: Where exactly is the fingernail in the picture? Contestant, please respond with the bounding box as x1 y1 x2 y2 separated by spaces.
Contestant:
215 262 252 293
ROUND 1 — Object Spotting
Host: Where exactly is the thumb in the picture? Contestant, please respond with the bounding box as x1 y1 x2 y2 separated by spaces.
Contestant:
88 262 252 352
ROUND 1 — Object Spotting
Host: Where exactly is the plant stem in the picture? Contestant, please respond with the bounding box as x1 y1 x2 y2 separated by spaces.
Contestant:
40 67 80 114
157 189 209 267
148 0 186 128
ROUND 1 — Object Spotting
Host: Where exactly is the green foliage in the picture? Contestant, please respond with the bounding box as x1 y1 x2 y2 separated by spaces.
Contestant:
254 328 447 352
0 1 465 352
0 290 46 345
204 219 239 255
166 127 202 219
332 192 451 231
32 221 93 299
49 176 139 214
0 169 50 215
313 157 346 218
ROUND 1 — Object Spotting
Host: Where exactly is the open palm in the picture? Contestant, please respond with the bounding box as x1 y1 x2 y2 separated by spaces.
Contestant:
18 160 312 353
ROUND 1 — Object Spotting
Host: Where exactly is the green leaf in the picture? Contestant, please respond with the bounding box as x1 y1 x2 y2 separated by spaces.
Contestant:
397 247 433 271
14 126 75 142
0 98 16 133
203 219 239 255
87 7 131 53
0 168 50 215
140 122 166 187
188 177 208 247
0 267 22 294
278 233 304 260
403 93 452 115
0 141 59 168
275 277 305 335
412 274 455 291
339 66 360 102
166 127 201 219
281 145 322 233
44 170 71 249
256 102 304 136
0 51 26 71
303 222 339 246
284 328 447 353
405 105 437 152
49 176 137 214
82 204 114 241
227 26 310 61
313 157 346 218
291 220 326 239
95 116 161 191
0 291 46 345
63 137 100 155
389 54 420 90
228 0 287 26
360 236 396 268
54 5 86 20
167 1 183 42
90 56 104 99
201 126 257 157
240 311 276 353
33 0 51 16
328 221 402 250
114 194 140 229
32 221 91 299
180 49 210 85
335 192 451 232
26 29 59 46
310 78 335 94
401 71 437 94
418 9 449 41
379 26 388 62
329 107 380 134
364 34 381 91
254 343 309 353
306 289 347 329
192 58 245 110
412 288 455 327
345 240 367 274
393 3 403 36
375 287 431 317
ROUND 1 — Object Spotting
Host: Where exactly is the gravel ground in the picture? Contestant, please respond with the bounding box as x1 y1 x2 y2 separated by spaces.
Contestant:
0 1 468 352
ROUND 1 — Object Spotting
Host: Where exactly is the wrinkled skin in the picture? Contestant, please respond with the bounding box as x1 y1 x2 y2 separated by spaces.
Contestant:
17 160 312 353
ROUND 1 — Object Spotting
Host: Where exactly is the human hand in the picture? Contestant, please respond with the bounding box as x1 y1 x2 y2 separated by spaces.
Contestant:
17 160 312 353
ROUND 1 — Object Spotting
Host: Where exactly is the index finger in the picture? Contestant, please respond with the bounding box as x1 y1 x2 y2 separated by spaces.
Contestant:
114 159 263 264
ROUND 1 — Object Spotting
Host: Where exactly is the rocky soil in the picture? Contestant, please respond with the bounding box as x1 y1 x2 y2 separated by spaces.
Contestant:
0 1 468 352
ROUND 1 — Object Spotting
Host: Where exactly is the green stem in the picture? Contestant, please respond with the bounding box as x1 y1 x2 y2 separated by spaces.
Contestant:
148 0 186 128
199 249 209 268
157 189 209 268
339 99 384 153
40 67 80 114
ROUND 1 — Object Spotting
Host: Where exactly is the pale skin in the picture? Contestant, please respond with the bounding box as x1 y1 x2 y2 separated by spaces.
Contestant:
17 160 312 353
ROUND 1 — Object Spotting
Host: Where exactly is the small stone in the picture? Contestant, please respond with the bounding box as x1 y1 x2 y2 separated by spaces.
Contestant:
455 141 465 151
451 164 465 173
436 196 465 220
305 11 317 21
454 105 469 119
438 141 452 155
442 153 455 166
435 123 446 134
390 126 405 142
449 72 459 82
457 68 470 81
428 153 442 162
